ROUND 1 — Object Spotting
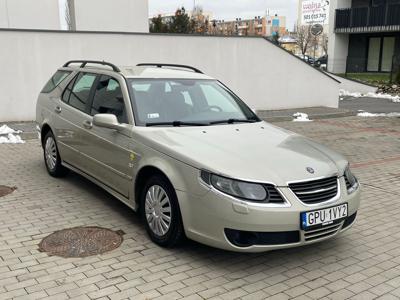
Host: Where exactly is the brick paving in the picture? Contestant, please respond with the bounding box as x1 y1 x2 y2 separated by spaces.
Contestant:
0 116 400 300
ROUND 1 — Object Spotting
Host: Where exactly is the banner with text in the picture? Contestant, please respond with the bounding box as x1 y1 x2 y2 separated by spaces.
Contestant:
301 0 330 25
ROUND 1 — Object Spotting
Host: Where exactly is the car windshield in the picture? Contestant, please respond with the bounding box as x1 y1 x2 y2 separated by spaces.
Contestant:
127 79 260 126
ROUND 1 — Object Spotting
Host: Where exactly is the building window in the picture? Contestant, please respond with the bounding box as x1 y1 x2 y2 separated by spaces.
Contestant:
381 37 395 72
367 36 395 72
367 37 381 71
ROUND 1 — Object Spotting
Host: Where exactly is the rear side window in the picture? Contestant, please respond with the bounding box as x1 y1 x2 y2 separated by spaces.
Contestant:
62 73 97 113
41 71 71 93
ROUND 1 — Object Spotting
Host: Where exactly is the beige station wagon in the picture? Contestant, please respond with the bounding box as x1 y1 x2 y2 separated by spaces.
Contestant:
36 60 361 252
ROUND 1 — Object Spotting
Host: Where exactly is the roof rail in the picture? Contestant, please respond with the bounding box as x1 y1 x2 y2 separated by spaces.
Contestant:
136 63 203 74
63 60 121 72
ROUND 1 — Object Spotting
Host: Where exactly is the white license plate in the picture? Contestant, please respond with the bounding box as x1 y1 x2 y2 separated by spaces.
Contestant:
301 204 348 229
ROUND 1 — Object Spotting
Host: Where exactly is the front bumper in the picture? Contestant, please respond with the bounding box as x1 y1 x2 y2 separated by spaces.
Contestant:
177 176 361 252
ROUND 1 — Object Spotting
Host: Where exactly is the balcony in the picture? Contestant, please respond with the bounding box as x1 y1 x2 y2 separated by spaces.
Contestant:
335 4 400 33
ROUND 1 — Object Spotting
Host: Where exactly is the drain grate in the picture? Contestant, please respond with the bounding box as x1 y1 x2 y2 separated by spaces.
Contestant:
0 185 16 197
39 226 125 258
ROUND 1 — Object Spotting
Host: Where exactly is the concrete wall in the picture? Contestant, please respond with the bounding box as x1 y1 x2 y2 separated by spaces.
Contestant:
327 0 351 73
73 0 149 33
0 0 60 29
0 29 339 122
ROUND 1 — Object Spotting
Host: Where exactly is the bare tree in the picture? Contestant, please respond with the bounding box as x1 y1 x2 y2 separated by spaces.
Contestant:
191 5 209 34
295 25 313 55
321 33 328 55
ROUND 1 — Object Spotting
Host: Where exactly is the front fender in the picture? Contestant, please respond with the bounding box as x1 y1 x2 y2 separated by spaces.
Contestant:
134 150 209 195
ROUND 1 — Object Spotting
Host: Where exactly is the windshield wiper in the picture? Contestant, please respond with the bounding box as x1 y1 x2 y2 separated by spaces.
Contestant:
209 118 259 125
146 121 209 127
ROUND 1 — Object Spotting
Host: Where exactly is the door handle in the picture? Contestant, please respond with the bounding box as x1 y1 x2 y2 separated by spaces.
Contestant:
55 106 62 114
82 120 93 129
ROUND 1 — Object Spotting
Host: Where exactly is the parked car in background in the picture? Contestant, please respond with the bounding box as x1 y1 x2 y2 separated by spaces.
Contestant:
36 60 361 252
315 55 328 68
296 54 315 65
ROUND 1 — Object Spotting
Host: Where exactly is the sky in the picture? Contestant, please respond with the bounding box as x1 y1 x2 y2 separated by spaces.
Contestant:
149 0 299 31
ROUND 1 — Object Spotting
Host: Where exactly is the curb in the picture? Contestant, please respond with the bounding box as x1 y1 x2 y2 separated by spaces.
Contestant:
261 111 357 122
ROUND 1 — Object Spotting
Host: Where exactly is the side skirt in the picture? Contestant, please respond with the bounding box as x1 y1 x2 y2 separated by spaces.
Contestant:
62 161 138 212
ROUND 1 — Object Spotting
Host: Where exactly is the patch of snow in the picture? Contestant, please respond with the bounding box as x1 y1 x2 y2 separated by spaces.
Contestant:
0 133 25 144
0 124 22 135
339 89 400 103
0 125 25 144
293 112 313 122
339 90 363 98
357 111 400 117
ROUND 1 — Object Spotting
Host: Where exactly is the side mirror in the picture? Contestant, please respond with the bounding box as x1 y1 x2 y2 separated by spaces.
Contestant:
93 114 122 130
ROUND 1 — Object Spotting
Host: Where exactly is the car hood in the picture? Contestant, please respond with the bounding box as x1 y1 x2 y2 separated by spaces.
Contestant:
135 122 348 186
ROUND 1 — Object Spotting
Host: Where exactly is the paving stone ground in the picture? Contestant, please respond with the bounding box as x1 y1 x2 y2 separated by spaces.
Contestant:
1 116 400 300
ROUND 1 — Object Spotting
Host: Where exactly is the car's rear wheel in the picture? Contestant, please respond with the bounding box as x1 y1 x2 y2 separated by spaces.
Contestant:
43 131 68 177
140 175 185 247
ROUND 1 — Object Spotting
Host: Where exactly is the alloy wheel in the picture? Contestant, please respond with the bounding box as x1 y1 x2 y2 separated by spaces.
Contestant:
45 137 57 171
144 185 172 237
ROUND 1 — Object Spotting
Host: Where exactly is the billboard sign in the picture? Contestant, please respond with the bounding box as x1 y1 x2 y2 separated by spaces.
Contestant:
301 0 330 25
272 18 280 36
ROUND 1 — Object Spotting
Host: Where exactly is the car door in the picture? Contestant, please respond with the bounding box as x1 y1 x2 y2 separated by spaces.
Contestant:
79 74 133 197
53 72 97 170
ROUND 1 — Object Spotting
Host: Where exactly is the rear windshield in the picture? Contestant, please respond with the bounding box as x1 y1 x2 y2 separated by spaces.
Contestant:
41 71 71 93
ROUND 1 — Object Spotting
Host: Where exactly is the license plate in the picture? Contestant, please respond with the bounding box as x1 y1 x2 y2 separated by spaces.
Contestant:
301 204 348 230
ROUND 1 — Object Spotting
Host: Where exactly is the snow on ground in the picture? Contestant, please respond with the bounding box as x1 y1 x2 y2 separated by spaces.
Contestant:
293 112 313 122
357 110 400 117
339 89 400 103
0 125 25 144
0 124 21 135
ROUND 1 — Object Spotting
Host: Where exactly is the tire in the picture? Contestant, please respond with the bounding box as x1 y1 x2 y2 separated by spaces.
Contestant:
43 131 69 177
140 175 185 247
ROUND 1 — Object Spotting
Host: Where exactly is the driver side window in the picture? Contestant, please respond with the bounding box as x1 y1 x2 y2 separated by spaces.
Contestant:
90 75 128 124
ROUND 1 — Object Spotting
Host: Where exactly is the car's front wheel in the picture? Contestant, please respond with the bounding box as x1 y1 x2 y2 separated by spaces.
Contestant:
43 131 68 177
140 175 185 247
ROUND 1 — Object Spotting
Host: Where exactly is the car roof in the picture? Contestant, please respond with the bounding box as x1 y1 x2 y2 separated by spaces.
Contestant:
61 63 215 80
120 66 215 80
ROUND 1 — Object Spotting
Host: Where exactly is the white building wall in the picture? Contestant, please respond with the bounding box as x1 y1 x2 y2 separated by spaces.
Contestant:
73 0 149 32
327 0 351 73
0 0 60 29
0 30 339 122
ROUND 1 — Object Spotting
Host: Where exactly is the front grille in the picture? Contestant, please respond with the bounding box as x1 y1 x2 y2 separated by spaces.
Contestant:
304 222 342 242
289 177 338 204
265 185 285 204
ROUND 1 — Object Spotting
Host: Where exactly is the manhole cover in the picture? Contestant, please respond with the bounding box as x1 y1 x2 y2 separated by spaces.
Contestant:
39 227 125 258
0 185 16 197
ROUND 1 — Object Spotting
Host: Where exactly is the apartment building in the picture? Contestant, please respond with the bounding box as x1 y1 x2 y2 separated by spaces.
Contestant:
328 0 400 74
213 15 286 37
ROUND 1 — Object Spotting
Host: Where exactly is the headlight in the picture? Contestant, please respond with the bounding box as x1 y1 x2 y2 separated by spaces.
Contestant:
205 173 268 201
344 165 359 194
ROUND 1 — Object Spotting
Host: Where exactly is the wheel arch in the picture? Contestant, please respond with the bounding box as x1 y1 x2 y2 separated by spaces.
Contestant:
134 165 175 211
40 123 53 147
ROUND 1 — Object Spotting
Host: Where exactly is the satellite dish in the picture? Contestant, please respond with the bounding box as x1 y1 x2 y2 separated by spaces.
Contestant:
310 24 323 36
